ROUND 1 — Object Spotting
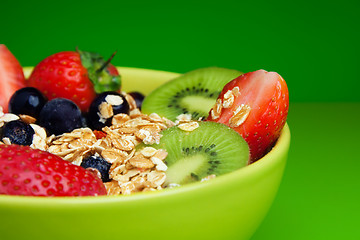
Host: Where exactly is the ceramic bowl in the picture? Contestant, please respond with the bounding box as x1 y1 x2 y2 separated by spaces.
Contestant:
0 67 290 240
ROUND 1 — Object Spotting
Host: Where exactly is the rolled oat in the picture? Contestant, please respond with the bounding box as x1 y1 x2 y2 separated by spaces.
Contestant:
1 93 218 196
43 104 173 196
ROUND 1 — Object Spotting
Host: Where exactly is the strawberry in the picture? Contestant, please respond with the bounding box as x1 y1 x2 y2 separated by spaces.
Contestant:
0 144 107 196
0 44 26 113
27 50 121 112
207 69 289 162
93 130 107 139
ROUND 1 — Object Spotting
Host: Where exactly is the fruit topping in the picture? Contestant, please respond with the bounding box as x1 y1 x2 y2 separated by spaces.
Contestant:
80 155 112 182
141 67 242 121
0 44 26 113
1 120 35 146
93 130 107 139
139 121 249 186
207 70 289 162
0 44 290 197
8 87 47 119
86 91 130 130
27 50 121 112
0 144 107 196
38 98 83 136
128 91 145 110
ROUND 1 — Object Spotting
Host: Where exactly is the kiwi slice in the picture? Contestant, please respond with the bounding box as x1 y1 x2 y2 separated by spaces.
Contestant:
141 67 242 121
140 121 249 186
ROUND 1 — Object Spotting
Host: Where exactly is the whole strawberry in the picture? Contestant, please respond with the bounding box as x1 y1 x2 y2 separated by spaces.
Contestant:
27 50 121 112
0 144 107 196
207 69 289 162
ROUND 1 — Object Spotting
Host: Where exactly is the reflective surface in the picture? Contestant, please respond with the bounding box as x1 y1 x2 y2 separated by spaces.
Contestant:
252 102 360 239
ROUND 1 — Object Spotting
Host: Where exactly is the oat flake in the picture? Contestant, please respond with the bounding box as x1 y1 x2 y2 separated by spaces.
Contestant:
229 104 251 127
105 94 124 106
178 121 199 132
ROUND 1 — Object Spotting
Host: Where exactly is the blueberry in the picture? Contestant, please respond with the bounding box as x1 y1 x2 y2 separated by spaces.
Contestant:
38 98 83 136
128 91 145 110
8 87 47 119
87 91 130 130
80 155 111 182
1 120 35 146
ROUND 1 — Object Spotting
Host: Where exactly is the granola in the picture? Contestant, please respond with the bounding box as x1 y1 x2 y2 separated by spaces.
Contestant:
44 105 175 195
0 93 216 196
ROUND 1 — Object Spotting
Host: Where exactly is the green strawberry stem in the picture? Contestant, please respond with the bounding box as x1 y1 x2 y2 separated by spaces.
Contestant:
78 49 121 93
96 51 117 73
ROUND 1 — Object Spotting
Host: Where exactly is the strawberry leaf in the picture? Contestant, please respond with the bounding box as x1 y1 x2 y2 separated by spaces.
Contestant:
79 50 121 93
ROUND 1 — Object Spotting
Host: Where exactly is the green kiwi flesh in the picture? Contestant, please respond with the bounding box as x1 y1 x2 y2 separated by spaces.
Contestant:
141 67 242 121
139 121 250 186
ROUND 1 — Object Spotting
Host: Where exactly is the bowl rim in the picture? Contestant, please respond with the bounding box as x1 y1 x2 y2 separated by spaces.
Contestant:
0 67 291 205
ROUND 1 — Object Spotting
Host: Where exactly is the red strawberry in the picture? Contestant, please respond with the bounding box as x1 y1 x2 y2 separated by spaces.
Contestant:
0 144 107 196
207 69 289 162
27 50 121 112
0 44 26 113
93 130 107 139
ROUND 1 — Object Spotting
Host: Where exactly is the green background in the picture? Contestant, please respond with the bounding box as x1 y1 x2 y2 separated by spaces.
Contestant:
2 0 360 102
1 0 360 239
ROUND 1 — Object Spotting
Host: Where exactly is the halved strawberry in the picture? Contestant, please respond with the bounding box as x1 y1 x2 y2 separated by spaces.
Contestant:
0 44 26 112
207 70 289 162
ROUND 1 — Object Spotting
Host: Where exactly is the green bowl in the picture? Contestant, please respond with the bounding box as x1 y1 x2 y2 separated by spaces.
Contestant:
0 67 290 240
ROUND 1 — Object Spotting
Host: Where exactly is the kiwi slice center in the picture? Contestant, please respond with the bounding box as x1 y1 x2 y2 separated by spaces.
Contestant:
180 96 216 117
165 153 207 185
